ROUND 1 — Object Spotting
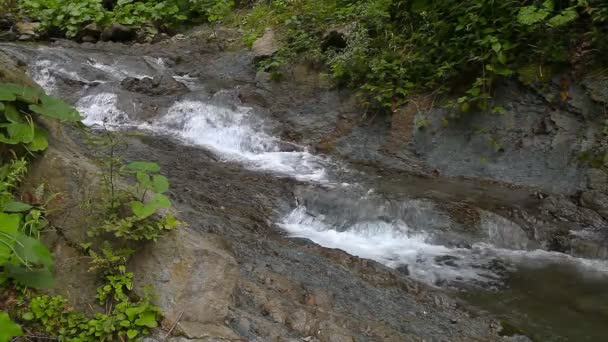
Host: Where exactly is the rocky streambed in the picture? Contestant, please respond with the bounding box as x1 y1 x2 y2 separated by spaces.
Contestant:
2 30 608 341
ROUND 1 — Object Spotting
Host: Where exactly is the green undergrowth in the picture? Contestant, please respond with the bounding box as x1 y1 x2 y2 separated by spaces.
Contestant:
0 83 180 341
238 0 608 113
18 0 235 38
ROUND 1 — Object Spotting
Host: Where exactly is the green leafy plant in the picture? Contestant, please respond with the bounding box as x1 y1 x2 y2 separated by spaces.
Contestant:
20 0 108 38
239 0 608 112
23 294 160 341
0 311 23 342
90 158 179 241
88 241 134 276
0 83 81 155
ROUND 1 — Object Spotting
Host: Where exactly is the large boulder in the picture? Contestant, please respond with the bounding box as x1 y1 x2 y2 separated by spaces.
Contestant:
130 228 241 340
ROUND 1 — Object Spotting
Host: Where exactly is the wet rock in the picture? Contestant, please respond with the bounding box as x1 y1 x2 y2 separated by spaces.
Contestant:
15 22 40 38
396 264 410 275
479 210 531 250
587 168 608 192
580 190 608 220
121 76 187 96
101 23 135 42
252 28 279 61
0 31 16 41
540 195 606 229
129 228 240 340
79 23 102 43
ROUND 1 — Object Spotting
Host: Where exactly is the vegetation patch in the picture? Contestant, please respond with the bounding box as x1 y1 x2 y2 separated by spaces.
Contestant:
0 83 179 341
237 0 608 112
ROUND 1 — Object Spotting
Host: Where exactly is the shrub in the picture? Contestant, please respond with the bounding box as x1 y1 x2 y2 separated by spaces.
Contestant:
240 0 608 111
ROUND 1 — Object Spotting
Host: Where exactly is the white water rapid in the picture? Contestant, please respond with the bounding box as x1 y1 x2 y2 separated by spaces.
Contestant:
23 47 608 288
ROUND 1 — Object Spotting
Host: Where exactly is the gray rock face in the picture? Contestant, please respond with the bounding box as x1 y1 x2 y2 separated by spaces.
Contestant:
412 80 600 194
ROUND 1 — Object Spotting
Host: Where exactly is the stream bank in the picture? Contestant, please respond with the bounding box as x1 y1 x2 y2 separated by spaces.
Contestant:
1 27 607 341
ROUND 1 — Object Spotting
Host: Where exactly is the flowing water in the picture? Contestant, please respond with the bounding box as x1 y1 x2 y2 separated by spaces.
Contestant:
3 43 608 341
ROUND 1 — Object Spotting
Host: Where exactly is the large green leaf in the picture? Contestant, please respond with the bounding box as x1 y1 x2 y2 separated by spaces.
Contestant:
0 213 22 262
3 103 24 123
0 102 4 111
127 161 161 173
0 311 23 342
152 175 169 193
129 194 171 219
134 311 157 328
29 94 82 122
7 121 34 144
0 83 41 104
4 264 55 288
3 201 33 213
0 85 18 101
13 234 54 268
0 213 22 235
27 127 49 152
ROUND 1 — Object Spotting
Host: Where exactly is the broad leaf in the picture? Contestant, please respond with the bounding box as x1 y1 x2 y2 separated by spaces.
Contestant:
0 84 41 104
127 329 138 339
14 234 54 267
134 311 157 328
3 201 33 213
0 85 18 102
29 94 82 122
130 194 171 219
3 103 23 123
0 212 22 235
27 127 49 152
0 311 23 342
152 175 169 193
7 121 35 144
4 264 55 288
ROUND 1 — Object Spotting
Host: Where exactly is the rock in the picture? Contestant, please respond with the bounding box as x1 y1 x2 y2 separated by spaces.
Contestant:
129 228 240 340
121 76 188 96
587 168 608 192
580 190 608 220
100 23 135 42
80 35 98 44
15 22 40 36
252 28 279 61
0 31 16 41
80 23 102 42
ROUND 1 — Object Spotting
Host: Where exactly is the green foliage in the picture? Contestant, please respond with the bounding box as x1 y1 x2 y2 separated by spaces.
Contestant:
23 294 160 341
239 0 608 111
0 311 23 342
88 242 134 276
0 83 81 154
20 0 107 38
20 0 235 38
83 129 179 241
97 272 134 303
0 159 55 290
